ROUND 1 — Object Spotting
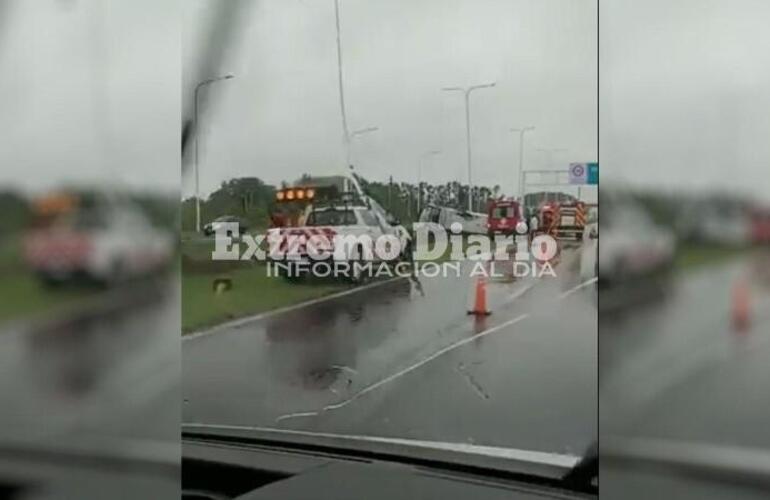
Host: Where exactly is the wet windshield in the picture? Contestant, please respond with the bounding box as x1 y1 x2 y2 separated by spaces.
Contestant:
600 1 770 496
181 0 598 468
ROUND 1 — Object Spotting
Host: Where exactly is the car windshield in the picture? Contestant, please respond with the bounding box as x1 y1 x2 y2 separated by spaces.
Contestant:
305 208 357 226
181 0 598 476
492 206 516 218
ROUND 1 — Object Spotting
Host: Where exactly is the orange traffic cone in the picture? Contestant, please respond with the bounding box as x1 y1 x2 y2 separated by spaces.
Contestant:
468 275 491 316
732 279 750 333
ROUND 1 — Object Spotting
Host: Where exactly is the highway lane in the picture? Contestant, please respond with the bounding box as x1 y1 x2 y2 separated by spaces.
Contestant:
600 252 770 448
183 246 597 456
0 277 180 444
600 251 770 498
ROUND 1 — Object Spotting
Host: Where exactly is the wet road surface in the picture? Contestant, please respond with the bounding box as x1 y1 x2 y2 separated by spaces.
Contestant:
183 248 597 456
600 252 770 499
600 252 770 448
0 277 180 445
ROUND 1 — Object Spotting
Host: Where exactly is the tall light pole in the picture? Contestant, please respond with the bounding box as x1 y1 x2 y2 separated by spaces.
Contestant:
418 149 441 215
194 73 234 232
510 126 535 201
333 0 351 168
442 82 496 212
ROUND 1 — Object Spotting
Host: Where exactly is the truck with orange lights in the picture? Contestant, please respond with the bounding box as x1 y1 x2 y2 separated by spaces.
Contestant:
266 185 412 282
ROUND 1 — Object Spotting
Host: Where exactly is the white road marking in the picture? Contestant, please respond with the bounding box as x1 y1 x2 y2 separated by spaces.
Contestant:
273 267 598 423
275 313 530 422
559 277 598 299
505 282 535 303
183 276 405 342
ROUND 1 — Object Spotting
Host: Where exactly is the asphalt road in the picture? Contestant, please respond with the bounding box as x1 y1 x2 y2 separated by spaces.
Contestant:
0 277 180 445
601 252 770 447
183 247 598 457
600 251 770 499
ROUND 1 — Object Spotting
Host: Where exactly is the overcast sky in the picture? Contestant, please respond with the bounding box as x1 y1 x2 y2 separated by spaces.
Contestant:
5 1 764 202
601 0 770 201
0 0 179 195
183 0 598 199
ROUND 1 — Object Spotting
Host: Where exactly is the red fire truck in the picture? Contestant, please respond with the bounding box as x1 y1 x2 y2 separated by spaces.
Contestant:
537 200 588 241
486 199 524 236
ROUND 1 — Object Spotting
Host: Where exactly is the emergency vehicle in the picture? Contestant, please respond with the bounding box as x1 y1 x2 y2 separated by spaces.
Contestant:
537 200 590 241
486 199 525 236
267 184 412 282
23 192 173 286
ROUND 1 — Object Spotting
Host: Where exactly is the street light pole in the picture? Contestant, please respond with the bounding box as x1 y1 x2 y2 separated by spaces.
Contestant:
418 150 441 215
194 73 234 233
442 82 496 212
510 126 535 201
333 0 351 167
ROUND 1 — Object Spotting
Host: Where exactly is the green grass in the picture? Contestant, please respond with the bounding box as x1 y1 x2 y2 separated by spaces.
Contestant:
0 273 94 324
181 263 347 334
675 244 753 271
0 239 95 325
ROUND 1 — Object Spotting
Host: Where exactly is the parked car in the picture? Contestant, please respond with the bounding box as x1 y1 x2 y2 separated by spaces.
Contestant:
203 215 248 236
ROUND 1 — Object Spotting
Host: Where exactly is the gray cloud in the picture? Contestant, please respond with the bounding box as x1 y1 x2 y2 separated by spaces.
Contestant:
0 0 180 194
184 0 597 199
601 0 770 200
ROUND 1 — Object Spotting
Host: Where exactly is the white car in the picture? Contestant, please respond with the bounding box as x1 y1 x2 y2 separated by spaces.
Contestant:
24 205 174 286
203 215 248 236
599 202 675 286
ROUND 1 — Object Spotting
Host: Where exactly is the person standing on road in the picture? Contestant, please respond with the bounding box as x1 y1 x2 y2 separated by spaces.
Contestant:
529 210 539 244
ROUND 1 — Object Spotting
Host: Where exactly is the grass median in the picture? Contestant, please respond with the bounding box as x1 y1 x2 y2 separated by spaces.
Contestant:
181 236 349 334
675 243 754 271
0 240 95 325
180 233 495 334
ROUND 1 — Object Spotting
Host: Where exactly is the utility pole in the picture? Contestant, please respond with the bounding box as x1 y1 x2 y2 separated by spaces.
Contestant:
333 0 351 166
194 73 234 232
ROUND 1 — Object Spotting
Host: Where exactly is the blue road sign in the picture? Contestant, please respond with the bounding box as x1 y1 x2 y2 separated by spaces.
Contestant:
587 162 598 185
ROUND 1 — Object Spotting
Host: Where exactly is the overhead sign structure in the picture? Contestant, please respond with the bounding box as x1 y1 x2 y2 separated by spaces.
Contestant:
568 162 598 185
569 163 587 184
587 162 598 185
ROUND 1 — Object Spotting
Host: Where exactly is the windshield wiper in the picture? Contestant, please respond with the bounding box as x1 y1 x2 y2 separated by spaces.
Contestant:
182 423 593 493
